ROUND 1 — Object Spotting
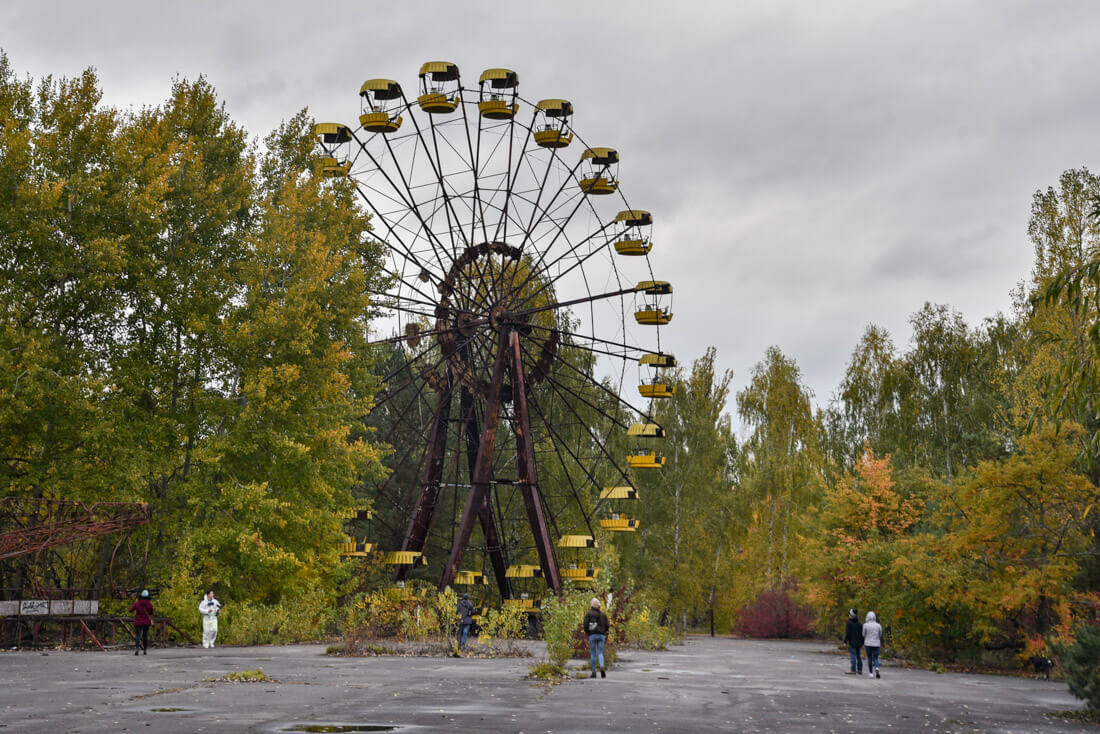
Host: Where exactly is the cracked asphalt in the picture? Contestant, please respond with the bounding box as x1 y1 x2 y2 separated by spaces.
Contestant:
0 636 1088 732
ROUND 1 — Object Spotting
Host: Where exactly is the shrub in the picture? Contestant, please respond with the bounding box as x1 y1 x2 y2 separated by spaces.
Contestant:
734 586 815 638
622 607 673 650
1054 623 1100 710
541 591 589 667
477 603 527 645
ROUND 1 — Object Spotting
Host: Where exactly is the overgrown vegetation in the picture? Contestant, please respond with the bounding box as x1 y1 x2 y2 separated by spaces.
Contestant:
207 669 269 683
1053 623 1100 710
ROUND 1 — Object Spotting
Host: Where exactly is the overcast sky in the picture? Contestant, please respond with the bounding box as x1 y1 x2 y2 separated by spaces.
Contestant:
4 1 1099 426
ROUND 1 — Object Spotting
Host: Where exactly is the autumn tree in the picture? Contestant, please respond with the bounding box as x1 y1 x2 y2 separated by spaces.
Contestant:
735 347 819 596
0 54 387 632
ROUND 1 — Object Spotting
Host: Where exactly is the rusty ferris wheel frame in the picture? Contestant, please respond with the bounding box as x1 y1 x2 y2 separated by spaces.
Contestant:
314 62 673 600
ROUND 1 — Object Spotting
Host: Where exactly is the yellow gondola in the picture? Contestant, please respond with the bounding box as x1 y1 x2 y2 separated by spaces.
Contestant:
599 486 639 531
627 451 666 469
417 61 461 113
505 564 542 578
561 564 598 581
454 570 488 586
627 422 664 438
504 597 541 612
313 122 352 144
636 280 672 296
613 210 653 255
312 122 353 178
557 535 598 583
359 78 404 133
337 537 376 557
638 379 676 399
381 550 427 566
639 352 677 368
478 68 519 119
600 515 639 531
579 147 619 195
534 99 574 148
635 306 673 325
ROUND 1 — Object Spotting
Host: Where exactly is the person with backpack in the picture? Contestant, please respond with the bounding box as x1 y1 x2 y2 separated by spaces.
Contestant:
129 589 153 656
843 608 863 675
863 611 883 678
456 593 475 650
583 597 610 678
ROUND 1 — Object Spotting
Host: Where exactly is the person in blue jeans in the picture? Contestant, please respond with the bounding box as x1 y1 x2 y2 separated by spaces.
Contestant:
863 611 883 678
456 593 475 651
583 597 610 678
843 608 863 674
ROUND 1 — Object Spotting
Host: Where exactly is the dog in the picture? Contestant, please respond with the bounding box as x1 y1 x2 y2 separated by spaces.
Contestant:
1028 655 1055 680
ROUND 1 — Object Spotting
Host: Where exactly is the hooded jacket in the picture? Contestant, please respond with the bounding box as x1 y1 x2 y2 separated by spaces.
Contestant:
130 598 153 627
862 612 882 648
583 608 610 637
457 598 475 625
844 614 863 648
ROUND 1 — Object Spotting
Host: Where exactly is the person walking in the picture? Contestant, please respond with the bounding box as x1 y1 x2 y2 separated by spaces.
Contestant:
844 608 863 675
129 589 153 656
198 591 222 649
863 611 883 678
583 597 610 678
456 593 475 651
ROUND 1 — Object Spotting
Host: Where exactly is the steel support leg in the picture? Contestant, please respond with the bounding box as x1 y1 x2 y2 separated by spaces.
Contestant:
440 335 509 589
509 330 562 595
460 387 511 598
395 386 452 583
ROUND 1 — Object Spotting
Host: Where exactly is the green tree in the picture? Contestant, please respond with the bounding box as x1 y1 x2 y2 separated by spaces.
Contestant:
735 347 818 596
0 55 388 629
623 347 737 628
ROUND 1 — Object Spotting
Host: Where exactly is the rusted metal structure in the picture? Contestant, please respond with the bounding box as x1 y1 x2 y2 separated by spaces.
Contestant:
315 61 675 607
0 498 151 562
0 498 177 649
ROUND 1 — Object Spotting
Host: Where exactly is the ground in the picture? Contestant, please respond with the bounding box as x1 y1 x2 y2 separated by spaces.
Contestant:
0 636 1089 733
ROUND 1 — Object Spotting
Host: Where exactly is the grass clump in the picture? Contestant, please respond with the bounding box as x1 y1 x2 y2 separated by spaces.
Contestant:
527 661 569 681
208 668 270 682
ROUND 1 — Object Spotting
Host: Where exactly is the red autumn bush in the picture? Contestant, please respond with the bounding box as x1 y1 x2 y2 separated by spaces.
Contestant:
734 587 815 638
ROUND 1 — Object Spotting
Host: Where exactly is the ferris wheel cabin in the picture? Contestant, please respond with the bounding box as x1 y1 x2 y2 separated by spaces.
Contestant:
359 78 404 133
635 280 673 325
599 486 639 532
533 99 574 148
579 147 619 195
478 68 519 119
614 209 653 255
558 534 598 583
417 61 461 114
312 122 352 178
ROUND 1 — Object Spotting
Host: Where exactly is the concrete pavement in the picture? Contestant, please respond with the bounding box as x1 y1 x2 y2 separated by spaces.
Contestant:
0 636 1087 732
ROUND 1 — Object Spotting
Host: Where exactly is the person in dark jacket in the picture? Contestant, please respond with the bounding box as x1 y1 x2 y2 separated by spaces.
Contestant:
843 608 863 674
129 589 153 656
456 593 475 650
583 597 610 678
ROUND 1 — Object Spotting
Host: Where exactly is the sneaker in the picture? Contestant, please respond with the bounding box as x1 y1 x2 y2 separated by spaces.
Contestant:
875 669 880 678
600 669 606 678
868 672 874 678
589 671 596 678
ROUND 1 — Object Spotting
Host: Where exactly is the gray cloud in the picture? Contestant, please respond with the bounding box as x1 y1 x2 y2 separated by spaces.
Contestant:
3 0 1098 431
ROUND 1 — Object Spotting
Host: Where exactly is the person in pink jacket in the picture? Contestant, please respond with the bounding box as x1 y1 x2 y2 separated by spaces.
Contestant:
129 589 153 656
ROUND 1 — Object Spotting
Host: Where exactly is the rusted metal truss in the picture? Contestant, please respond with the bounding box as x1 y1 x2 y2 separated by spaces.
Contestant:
0 498 151 561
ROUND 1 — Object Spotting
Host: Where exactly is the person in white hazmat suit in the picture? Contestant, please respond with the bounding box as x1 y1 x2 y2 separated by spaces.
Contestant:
198 591 222 648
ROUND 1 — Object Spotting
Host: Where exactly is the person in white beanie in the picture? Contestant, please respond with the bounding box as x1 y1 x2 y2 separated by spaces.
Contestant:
198 591 222 649
582 597 611 678
862 611 883 678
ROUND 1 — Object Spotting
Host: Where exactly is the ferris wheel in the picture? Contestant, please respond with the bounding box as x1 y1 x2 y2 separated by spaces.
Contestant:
315 62 676 603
